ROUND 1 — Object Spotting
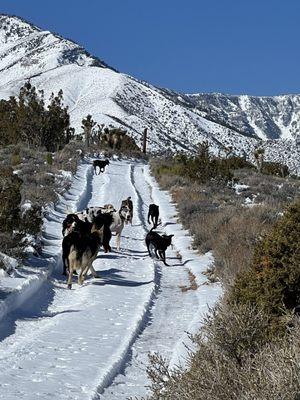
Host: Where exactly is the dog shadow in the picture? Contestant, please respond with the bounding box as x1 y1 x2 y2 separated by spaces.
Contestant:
91 267 153 288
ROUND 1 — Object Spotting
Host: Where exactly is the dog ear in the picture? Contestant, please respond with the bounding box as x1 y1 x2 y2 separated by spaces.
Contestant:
169 234 174 238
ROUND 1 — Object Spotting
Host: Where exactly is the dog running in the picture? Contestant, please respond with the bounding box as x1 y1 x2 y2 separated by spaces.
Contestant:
145 227 173 266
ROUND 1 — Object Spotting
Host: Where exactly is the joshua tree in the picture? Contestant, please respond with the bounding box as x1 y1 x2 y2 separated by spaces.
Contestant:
81 114 96 148
254 148 265 173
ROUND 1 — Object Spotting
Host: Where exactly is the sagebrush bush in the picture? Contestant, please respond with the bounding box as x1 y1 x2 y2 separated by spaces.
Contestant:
141 303 300 400
0 165 22 232
231 200 300 321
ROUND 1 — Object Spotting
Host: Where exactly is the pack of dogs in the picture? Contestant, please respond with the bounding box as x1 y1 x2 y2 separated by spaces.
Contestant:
61 160 174 289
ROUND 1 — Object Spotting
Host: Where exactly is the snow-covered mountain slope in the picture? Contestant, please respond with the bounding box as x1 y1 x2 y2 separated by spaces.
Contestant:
0 14 299 173
176 92 300 141
0 14 112 84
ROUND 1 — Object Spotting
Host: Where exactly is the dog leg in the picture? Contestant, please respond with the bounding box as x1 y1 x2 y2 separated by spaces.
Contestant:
89 264 99 278
146 243 152 258
80 264 90 284
78 268 84 285
67 266 73 289
116 232 121 251
160 251 169 266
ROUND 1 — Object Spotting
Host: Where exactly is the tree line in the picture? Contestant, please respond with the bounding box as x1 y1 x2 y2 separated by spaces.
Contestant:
0 82 74 151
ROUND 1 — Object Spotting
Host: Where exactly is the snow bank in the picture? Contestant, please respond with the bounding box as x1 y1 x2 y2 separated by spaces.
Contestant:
144 165 221 369
0 160 92 322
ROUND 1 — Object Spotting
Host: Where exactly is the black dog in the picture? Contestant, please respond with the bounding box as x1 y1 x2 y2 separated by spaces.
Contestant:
62 213 112 276
147 204 159 228
62 213 92 237
93 212 113 253
145 228 173 266
93 159 110 175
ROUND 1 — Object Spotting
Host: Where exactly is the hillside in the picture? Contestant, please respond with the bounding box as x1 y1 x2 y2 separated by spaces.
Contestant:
0 14 299 173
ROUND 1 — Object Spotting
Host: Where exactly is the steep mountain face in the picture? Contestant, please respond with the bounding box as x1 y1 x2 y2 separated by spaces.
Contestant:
0 14 299 173
0 14 112 85
182 93 300 140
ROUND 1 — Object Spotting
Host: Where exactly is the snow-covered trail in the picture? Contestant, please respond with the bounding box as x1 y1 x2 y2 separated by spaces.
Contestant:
0 160 220 400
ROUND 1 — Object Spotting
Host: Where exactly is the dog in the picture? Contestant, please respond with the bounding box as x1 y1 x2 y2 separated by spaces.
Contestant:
110 205 132 250
62 212 112 275
70 205 116 225
93 159 110 175
62 213 92 238
64 213 113 288
121 197 133 224
147 204 159 228
145 227 173 266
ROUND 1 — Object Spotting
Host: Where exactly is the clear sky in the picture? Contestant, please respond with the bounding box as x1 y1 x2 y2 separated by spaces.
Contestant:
1 0 300 95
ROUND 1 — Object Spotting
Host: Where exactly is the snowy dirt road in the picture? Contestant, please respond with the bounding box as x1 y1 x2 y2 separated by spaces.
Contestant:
0 159 220 400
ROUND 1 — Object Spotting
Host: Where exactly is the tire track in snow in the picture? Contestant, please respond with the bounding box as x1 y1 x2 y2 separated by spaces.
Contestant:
92 162 162 398
100 163 200 400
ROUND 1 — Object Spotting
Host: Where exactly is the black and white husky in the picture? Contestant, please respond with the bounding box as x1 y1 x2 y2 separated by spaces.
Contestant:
110 205 132 251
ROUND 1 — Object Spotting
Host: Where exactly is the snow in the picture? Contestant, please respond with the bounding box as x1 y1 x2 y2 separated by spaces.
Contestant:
234 183 249 194
0 159 220 399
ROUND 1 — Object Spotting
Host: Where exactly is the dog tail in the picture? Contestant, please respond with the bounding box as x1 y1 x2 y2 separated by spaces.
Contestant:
153 221 162 229
149 222 161 232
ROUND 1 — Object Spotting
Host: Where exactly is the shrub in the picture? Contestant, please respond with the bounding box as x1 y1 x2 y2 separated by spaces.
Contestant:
140 303 300 400
0 166 22 232
46 152 53 165
231 199 300 321
262 161 289 177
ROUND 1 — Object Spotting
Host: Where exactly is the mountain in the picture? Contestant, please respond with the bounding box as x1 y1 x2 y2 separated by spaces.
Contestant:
0 14 299 174
181 93 300 140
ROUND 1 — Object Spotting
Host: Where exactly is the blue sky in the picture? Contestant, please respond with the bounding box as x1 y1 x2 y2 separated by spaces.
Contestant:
1 0 300 95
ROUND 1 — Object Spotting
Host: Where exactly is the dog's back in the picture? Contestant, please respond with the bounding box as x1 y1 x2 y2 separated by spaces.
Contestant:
148 204 159 227
146 230 171 251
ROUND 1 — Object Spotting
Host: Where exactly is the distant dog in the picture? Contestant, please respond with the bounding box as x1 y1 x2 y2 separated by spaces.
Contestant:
93 159 110 175
145 228 173 266
64 213 113 289
121 197 133 224
147 204 159 228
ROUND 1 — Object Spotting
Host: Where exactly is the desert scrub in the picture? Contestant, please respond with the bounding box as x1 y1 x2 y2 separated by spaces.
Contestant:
150 155 299 289
140 304 300 400
231 199 300 322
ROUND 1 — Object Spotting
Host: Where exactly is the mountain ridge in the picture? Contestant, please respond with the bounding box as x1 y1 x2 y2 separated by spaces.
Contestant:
0 14 299 174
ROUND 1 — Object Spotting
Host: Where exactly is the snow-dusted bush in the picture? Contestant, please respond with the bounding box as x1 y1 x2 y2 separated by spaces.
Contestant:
141 304 300 400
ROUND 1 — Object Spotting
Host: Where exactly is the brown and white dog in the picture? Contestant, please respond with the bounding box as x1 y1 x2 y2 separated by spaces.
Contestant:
110 205 132 250
62 205 116 234
64 213 112 288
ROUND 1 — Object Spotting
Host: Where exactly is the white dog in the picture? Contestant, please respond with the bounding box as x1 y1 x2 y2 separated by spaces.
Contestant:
110 205 131 250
